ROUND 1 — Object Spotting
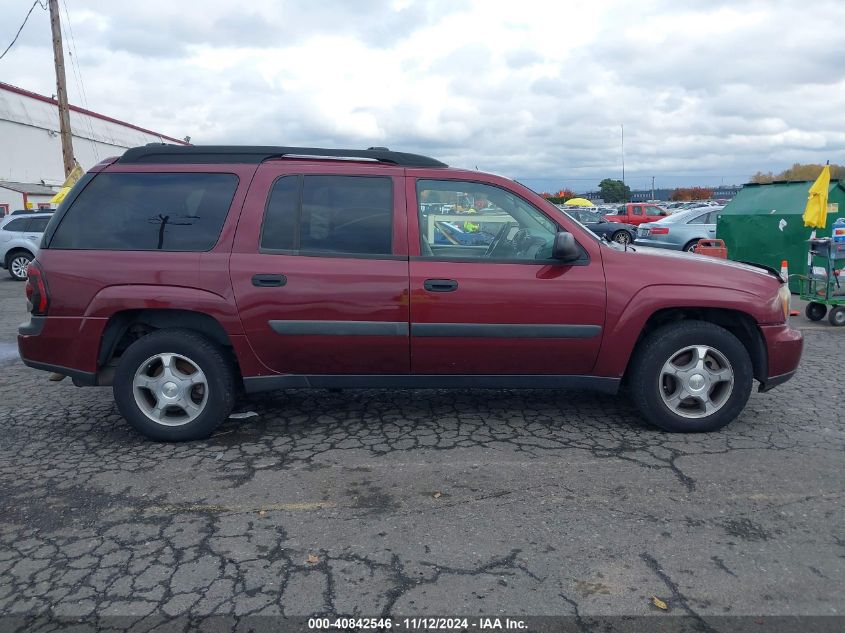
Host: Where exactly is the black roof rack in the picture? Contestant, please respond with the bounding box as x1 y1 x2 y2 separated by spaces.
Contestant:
117 144 448 167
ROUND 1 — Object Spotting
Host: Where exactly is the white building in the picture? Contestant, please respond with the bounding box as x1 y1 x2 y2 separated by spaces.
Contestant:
0 81 186 215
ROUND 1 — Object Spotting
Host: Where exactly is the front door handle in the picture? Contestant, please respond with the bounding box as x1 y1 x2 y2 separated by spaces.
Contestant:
424 278 458 292
252 274 287 287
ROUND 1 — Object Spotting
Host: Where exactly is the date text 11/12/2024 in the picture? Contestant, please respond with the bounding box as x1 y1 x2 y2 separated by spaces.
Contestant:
308 617 528 630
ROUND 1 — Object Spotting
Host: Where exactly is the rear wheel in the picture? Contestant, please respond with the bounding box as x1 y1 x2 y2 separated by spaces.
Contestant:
829 306 845 327
612 230 632 245
684 240 700 253
113 329 236 441
6 251 32 281
629 320 752 432
805 302 827 321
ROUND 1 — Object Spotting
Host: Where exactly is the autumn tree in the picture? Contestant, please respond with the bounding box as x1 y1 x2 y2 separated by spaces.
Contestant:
751 163 845 183
545 188 577 204
670 187 713 201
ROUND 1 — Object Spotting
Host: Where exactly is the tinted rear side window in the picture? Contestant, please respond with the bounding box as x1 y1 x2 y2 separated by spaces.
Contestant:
261 175 393 256
50 173 238 251
260 176 299 251
2 218 29 232
28 217 50 233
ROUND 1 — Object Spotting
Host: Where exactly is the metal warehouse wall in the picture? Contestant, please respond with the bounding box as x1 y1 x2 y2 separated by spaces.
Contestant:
0 84 184 186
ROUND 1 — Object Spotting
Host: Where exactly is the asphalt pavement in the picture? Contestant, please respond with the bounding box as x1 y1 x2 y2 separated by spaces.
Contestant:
0 276 843 630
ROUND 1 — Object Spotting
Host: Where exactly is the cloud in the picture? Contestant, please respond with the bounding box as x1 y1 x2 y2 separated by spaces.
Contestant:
0 0 843 190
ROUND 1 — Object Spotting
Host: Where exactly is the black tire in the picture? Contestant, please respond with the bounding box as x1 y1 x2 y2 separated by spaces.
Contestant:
805 302 827 321
828 306 845 327
629 320 753 432
684 240 700 253
112 329 236 441
612 230 632 245
6 250 33 281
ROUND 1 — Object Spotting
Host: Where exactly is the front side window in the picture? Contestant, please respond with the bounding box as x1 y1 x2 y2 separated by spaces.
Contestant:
261 175 393 256
417 180 558 261
49 173 239 251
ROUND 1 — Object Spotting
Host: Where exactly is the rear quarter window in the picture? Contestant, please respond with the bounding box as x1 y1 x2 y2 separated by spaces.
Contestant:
2 218 30 232
49 172 239 251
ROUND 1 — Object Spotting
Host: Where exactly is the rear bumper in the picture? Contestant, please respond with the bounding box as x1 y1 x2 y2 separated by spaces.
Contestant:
758 324 803 391
633 238 679 249
18 315 105 379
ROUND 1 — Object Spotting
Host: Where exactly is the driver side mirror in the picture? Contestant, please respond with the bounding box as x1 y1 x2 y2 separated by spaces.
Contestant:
552 231 581 262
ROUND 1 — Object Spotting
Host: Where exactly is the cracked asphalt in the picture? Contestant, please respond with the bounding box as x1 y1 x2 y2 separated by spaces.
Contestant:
0 277 843 627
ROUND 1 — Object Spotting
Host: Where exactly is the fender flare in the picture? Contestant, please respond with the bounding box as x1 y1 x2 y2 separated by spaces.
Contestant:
593 283 764 377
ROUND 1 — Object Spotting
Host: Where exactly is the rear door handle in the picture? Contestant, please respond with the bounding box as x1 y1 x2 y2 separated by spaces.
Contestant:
252 274 287 287
424 278 458 292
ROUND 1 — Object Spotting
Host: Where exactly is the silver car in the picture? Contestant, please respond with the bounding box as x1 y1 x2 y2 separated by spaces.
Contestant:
0 213 52 280
634 206 722 252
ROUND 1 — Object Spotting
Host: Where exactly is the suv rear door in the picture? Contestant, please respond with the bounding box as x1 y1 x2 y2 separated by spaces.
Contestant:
230 161 410 375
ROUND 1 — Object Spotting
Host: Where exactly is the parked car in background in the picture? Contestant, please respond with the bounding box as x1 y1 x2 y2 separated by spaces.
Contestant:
605 202 668 226
10 208 54 216
562 207 637 244
635 206 722 252
0 212 51 280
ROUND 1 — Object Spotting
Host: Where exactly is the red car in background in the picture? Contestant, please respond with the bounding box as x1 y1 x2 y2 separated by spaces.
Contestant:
605 202 669 226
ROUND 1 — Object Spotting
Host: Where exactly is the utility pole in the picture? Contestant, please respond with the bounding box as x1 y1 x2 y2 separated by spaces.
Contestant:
621 123 625 186
651 176 655 201
49 0 74 178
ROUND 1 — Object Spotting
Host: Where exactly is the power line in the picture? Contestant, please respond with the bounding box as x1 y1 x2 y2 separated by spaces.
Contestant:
0 0 48 61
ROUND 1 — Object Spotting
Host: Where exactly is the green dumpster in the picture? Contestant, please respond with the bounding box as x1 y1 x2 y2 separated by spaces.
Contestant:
717 180 845 292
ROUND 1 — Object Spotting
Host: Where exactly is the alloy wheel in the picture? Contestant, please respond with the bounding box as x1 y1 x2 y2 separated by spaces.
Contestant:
659 345 734 419
132 353 209 426
10 255 31 280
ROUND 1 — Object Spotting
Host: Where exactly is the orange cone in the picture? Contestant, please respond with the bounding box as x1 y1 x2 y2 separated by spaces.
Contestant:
780 259 789 282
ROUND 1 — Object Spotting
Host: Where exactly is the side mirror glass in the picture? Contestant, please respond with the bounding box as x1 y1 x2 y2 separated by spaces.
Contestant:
552 231 580 262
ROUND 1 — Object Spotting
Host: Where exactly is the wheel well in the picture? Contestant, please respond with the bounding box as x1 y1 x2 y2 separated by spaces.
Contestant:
98 309 240 378
4 248 33 265
624 307 767 383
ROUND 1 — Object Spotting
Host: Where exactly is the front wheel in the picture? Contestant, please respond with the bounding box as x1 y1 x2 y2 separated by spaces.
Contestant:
113 329 236 441
6 251 33 281
612 230 632 245
629 320 753 432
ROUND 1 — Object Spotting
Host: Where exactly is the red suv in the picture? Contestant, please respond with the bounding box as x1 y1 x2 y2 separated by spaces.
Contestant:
18 145 803 441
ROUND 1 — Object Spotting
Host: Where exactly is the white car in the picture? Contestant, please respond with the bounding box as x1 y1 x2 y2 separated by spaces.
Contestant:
0 212 52 280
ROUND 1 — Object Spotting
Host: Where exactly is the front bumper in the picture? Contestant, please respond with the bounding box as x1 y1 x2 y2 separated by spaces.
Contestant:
758 324 803 391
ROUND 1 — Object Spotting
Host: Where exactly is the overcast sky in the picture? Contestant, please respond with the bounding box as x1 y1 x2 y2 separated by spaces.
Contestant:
1 0 843 192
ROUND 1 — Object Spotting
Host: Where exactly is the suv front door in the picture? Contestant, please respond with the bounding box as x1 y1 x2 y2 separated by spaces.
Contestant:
230 163 410 376
408 177 606 376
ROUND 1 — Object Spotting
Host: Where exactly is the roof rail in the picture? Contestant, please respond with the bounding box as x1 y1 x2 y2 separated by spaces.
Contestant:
117 144 448 167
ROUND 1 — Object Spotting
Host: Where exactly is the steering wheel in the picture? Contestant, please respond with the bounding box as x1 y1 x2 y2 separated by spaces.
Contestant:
512 229 546 259
483 222 517 258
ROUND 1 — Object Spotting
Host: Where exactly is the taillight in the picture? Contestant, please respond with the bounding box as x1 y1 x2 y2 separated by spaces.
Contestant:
25 261 50 315
650 227 670 235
